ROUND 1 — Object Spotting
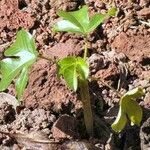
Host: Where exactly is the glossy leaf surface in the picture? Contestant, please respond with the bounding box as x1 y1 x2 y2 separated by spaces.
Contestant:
58 57 89 91
53 5 106 34
0 29 38 99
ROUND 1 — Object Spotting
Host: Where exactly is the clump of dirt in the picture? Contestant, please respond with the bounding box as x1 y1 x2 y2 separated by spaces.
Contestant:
42 38 83 59
50 0 81 11
0 0 34 30
111 32 150 62
51 115 78 139
88 54 108 74
140 117 150 149
95 63 119 84
137 7 150 19
0 102 16 124
11 108 56 133
23 59 80 111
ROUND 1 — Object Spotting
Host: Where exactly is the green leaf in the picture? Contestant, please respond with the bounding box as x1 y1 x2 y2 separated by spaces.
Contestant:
58 56 89 91
53 5 106 35
122 87 145 100
16 67 28 100
88 14 106 33
63 65 78 91
111 108 127 132
111 87 145 132
76 57 89 80
57 5 89 33
0 29 38 99
53 20 82 33
107 7 118 17
125 99 142 126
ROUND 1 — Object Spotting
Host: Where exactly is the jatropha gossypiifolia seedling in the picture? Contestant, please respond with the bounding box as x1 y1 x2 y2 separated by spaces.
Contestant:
0 5 145 137
53 5 118 136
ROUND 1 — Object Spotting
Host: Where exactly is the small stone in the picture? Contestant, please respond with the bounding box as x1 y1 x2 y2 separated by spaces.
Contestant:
88 54 107 74
51 115 78 139
139 80 149 87
140 0 150 7
60 140 100 150
140 118 150 149
42 128 51 135
50 0 78 11
143 92 150 109
138 7 150 19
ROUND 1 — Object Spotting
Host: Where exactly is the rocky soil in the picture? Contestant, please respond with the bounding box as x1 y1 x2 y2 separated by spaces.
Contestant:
0 0 150 149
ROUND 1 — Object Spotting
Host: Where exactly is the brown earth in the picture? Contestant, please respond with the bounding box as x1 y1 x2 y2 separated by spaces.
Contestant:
0 0 150 149
112 32 150 62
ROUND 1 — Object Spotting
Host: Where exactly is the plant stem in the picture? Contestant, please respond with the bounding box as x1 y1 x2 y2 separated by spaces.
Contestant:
79 79 93 137
83 36 88 60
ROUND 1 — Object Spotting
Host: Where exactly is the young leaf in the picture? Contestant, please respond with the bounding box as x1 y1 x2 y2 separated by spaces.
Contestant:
111 108 127 133
122 87 145 100
107 7 118 17
53 5 107 35
88 14 105 33
58 56 89 91
111 87 145 132
53 20 82 33
63 65 78 91
0 29 38 99
125 99 142 126
16 67 28 100
56 5 89 33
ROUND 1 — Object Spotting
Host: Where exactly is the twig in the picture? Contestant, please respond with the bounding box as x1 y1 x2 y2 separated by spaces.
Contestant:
90 76 122 97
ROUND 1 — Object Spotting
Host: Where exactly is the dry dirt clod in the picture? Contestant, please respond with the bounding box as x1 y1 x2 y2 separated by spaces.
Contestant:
0 93 19 124
0 0 34 30
137 7 150 19
60 140 100 150
51 115 78 140
0 102 16 124
140 118 150 149
42 39 82 59
50 0 80 11
88 54 107 74
111 32 150 62
140 0 150 7
11 108 56 132
0 93 19 110
95 63 119 85
23 59 79 110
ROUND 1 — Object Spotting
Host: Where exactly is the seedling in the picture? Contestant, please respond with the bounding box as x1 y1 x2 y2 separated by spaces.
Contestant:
112 87 145 132
53 5 118 136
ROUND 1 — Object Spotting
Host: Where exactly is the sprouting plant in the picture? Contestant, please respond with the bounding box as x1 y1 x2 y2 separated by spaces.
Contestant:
53 5 117 136
112 87 145 132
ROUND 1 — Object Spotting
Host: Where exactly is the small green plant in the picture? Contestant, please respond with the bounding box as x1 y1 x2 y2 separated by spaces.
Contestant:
53 5 117 136
112 87 145 132
0 5 144 138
